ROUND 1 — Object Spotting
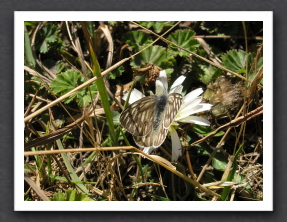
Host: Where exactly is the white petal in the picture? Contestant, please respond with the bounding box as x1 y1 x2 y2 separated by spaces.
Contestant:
122 88 145 104
169 75 186 93
143 147 155 154
155 79 165 95
193 103 213 113
183 88 203 103
177 116 211 126
176 97 202 120
181 96 202 110
170 85 183 94
177 104 212 120
158 70 168 91
169 126 182 161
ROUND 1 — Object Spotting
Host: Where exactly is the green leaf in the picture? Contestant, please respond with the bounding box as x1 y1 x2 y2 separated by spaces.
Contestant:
160 58 176 75
50 70 81 99
51 189 93 201
24 164 36 173
232 173 243 183
50 70 97 106
192 125 224 137
47 174 68 182
123 31 176 73
46 35 57 43
248 57 263 84
200 21 242 36
136 21 174 33
152 21 174 33
24 24 36 67
24 21 39 26
198 65 222 85
39 40 49 53
151 195 171 201
107 21 122 25
60 50 82 68
167 29 199 57
121 31 153 50
221 144 244 200
221 50 248 74
52 191 65 201
55 60 70 74
82 20 117 145
112 111 121 125
131 45 175 70
55 138 91 196
109 66 124 79
85 21 95 38
221 50 263 77
36 23 65 54
212 155 228 171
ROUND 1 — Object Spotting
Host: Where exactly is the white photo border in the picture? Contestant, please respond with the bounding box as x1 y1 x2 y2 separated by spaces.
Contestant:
16 11 273 211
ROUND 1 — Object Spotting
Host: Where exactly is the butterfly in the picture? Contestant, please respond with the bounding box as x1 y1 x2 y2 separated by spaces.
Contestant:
120 93 183 150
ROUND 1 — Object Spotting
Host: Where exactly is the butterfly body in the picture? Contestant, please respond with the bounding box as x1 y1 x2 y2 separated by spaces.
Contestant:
120 93 183 149
153 94 168 131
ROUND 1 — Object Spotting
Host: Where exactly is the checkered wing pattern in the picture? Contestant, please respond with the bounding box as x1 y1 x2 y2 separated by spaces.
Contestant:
119 96 157 137
120 93 183 150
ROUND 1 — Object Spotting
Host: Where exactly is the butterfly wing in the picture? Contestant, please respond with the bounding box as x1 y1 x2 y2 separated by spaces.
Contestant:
133 93 182 149
122 93 182 150
120 96 157 136
163 93 183 129
133 123 168 149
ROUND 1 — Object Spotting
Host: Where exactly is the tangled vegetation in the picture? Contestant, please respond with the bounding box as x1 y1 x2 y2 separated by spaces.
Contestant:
24 21 263 201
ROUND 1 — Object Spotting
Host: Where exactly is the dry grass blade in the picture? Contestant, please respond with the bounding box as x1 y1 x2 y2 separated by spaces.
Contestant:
24 66 51 85
24 147 221 198
196 37 222 65
248 66 263 99
99 25 114 69
25 115 85 150
190 106 263 147
24 173 50 201
140 154 176 170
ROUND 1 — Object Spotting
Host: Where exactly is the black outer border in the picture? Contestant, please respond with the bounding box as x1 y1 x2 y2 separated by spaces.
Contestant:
1 0 285 221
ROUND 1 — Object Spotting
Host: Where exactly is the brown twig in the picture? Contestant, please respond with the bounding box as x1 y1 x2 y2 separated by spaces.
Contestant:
24 115 85 150
24 173 50 201
190 106 263 147
185 150 197 181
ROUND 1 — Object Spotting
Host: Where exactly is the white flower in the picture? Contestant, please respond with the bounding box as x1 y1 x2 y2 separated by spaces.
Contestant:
170 88 212 161
122 70 212 161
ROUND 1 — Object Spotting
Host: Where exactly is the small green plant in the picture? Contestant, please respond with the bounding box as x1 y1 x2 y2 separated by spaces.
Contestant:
51 189 93 201
50 70 98 106
35 23 65 54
